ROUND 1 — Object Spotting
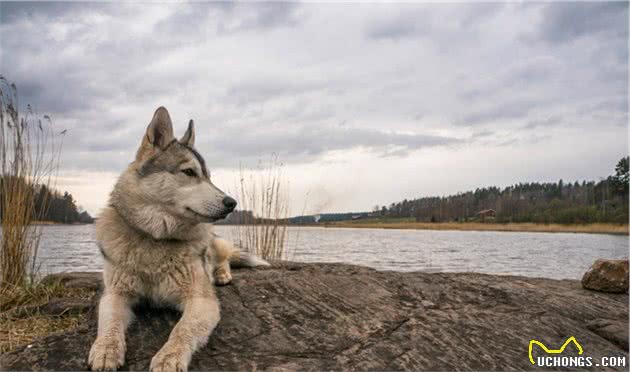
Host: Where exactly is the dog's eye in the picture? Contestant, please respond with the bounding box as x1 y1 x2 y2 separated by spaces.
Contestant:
181 168 197 177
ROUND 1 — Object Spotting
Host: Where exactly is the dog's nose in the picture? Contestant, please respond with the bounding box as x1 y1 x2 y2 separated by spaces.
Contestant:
222 196 237 211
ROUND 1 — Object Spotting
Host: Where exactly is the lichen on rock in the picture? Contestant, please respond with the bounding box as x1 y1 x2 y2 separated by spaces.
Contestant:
582 259 629 294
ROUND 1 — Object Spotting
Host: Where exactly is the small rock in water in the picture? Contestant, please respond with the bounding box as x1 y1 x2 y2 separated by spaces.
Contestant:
581 259 629 293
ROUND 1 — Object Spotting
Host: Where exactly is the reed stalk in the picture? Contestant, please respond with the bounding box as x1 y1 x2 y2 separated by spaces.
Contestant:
231 155 290 261
0 77 63 290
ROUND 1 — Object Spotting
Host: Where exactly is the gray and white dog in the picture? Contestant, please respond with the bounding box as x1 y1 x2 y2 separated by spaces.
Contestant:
89 107 267 372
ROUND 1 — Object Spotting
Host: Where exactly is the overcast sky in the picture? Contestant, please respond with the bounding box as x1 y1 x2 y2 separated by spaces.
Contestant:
1 2 627 216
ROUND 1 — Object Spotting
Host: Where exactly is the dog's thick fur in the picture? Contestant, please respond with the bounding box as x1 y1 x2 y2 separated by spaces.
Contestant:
89 107 267 372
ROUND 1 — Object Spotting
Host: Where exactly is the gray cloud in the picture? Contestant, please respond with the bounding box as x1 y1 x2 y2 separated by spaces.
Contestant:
363 3 503 44
461 98 545 126
0 2 626 177
365 16 417 40
523 115 563 130
205 124 460 162
219 2 302 33
538 2 628 44
0 2 104 20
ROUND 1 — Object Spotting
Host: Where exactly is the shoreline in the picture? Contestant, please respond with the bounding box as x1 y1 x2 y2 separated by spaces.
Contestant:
325 221 629 235
29 221 93 226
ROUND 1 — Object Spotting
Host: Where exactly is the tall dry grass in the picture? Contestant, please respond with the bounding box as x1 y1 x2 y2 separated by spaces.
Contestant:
231 156 290 261
0 77 63 289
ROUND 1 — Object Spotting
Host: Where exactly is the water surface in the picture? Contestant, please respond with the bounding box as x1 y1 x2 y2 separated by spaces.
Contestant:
31 225 628 280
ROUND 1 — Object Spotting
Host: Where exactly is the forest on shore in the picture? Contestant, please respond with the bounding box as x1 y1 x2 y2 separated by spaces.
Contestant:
290 157 629 225
0 180 93 224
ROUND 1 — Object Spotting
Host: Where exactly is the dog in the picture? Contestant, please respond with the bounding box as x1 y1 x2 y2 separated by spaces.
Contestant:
88 107 268 372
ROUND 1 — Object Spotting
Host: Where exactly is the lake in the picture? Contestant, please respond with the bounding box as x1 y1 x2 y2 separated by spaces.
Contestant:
29 225 628 280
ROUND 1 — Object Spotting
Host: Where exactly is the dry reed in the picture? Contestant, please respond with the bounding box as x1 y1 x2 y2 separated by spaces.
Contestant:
0 280 94 353
230 156 290 261
0 77 63 289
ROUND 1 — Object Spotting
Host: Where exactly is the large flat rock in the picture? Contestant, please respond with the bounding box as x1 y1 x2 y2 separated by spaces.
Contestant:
1 263 628 371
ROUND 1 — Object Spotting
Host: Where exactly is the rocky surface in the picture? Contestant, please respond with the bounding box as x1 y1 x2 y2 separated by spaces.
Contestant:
582 259 629 294
41 271 103 290
1 263 628 371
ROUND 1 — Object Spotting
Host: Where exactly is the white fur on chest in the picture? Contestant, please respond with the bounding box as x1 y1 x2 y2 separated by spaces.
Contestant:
96 208 216 304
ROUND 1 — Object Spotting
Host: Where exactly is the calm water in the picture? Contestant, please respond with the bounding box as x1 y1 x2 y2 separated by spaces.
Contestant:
29 225 628 280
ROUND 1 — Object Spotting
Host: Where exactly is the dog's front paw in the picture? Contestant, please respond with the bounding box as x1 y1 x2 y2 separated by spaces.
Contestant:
150 343 188 372
214 266 232 286
88 336 125 371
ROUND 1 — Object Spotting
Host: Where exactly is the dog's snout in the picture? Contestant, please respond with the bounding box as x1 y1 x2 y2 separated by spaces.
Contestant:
222 196 237 211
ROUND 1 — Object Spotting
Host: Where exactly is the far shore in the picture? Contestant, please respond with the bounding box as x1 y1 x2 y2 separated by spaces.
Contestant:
326 221 629 235
29 221 93 226
30 220 62 225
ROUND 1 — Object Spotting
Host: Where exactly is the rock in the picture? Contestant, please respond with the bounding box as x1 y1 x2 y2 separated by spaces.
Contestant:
40 298 94 316
13 297 94 318
586 319 629 351
2 263 628 371
41 272 102 290
582 259 629 293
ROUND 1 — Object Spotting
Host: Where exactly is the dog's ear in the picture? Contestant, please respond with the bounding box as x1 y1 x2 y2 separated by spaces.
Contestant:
136 106 175 161
146 107 174 149
180 119 195 147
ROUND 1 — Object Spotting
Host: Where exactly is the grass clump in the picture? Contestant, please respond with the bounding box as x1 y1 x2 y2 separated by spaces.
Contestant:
0 77 74 354
1 314 86 354
0 76 63 289
0 280 95 353
231 155 290 261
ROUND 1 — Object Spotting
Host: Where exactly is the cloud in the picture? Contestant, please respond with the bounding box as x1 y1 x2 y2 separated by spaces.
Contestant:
537 2 628 44
365 15 417 40
205 124 460 164
523 115 563 130
218 2 303 33
0 2 627 214
461 98 545 126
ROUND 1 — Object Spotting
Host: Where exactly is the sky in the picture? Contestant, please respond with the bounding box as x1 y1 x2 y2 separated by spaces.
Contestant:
0 2 628 216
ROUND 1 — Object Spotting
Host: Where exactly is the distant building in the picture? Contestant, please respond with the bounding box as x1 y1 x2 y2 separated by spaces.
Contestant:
351 215 363 220
476 209 496 221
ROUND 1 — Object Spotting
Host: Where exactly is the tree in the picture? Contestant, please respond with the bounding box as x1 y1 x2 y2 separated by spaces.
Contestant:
370 157 629 224
612 156 629 197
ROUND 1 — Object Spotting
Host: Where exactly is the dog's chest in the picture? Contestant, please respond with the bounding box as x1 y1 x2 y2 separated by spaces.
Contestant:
102 235 213 299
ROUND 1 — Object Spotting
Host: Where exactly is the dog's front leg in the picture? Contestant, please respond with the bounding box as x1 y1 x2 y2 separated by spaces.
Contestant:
209 238 234 285
150 295 220 372
89 292 133 371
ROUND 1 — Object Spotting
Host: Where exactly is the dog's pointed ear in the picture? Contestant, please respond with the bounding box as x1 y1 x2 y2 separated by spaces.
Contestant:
136 106 175 161
146 107 174 148
180 119 195 147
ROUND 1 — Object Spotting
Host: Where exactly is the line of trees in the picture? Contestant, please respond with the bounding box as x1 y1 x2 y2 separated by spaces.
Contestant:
0 179 93 224
373 157 629 224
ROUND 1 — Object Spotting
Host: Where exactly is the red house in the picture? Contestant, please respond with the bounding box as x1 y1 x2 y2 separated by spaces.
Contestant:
476 209 496 222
